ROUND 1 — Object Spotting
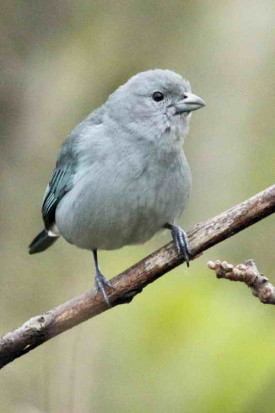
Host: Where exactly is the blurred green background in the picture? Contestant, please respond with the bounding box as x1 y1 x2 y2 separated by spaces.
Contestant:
1 1 275 412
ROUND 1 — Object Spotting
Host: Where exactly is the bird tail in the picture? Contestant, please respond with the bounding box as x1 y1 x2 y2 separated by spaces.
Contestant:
29 229 59 254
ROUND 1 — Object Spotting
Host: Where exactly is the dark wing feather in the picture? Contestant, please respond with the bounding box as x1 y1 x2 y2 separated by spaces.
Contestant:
42 131 79 230
42 168 73 230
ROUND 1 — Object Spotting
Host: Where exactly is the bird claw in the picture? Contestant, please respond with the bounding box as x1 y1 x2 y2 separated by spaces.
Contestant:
166 224 192 267
95 270 113 308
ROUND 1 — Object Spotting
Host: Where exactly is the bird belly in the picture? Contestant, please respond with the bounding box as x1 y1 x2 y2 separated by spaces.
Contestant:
56 157 191 250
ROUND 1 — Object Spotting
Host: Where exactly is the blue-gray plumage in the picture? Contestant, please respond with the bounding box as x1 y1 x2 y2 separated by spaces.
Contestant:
29 69 205 305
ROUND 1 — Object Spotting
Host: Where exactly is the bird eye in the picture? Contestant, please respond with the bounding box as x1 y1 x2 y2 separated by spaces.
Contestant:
152 91 164 102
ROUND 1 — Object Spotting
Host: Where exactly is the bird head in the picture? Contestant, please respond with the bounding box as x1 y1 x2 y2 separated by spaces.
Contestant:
106 69 205 142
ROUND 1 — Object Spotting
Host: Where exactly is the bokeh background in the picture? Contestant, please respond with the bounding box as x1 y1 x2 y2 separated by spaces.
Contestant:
1 1 275 412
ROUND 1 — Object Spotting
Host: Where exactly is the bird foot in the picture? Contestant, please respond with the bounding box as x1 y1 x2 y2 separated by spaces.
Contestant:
165 223 192 267
95 270 114 308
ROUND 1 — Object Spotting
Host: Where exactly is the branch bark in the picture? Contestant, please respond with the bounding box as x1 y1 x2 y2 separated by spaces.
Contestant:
0 185 274 369
208 259 275 304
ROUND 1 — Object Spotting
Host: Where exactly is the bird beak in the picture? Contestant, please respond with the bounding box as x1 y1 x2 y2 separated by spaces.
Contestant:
174 93 206 114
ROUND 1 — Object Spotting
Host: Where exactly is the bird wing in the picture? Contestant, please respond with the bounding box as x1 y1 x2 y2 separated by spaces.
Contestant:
41 104 105 230
42 168 73 230
42 135 77 231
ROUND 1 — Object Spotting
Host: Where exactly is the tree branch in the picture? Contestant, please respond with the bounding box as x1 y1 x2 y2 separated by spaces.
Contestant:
208 259 275 304
0 185 274 369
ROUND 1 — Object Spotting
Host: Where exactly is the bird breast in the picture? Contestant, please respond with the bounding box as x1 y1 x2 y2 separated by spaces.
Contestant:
56 140 191 250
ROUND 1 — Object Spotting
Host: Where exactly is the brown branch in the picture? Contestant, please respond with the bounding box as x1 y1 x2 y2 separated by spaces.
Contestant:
0 185 274 369
208 259 275 304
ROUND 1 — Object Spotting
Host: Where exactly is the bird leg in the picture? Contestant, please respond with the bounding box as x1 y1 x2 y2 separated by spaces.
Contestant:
92 249 113 307
165 223 192 267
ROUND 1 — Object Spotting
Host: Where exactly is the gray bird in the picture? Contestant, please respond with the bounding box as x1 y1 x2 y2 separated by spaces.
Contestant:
29 69 205 305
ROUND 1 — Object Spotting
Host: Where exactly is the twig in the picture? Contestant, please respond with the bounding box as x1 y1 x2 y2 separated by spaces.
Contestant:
208 259 275 304
0 185 274 368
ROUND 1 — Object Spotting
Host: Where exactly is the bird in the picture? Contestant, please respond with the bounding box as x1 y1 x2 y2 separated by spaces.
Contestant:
29 69 205 306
